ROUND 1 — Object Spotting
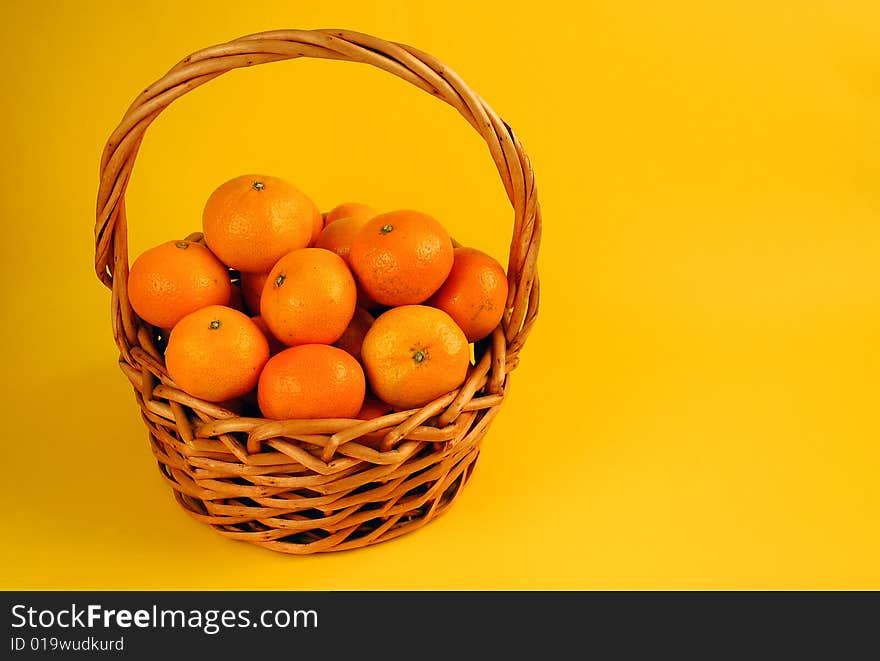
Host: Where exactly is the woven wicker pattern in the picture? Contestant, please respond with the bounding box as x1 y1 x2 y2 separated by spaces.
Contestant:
94 29 541 553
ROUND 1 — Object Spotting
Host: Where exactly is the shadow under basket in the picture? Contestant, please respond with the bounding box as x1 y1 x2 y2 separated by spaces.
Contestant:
94 28 541 554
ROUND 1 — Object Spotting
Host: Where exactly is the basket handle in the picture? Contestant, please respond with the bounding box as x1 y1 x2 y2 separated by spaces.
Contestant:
95 29 540 363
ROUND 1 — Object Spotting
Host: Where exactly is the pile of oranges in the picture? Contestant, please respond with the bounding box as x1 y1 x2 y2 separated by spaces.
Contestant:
128 175 508 424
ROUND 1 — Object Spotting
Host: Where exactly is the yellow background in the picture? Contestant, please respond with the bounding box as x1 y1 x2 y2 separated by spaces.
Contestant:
2 0 879 589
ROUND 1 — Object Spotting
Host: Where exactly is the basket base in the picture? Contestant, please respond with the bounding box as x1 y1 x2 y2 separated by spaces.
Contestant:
159 443 482 554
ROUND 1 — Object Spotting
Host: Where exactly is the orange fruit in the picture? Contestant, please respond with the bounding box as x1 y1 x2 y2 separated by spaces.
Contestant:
361 305 469 409
325 202 375 225
251 315 287 356
358 393 395 420
310 219 381 313
240 271 269 315
312 219 382 309
202 175 319 273
258 344 366 420
355 392 396 448
349 210 454 306
260 248 357 346
427 247 509 342
333 306 375 362
128 239 231 329
165 305 270 402
309 209 324 246
315 216 368 263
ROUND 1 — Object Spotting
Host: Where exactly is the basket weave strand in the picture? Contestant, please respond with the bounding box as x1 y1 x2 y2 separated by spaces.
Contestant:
94 29 541 554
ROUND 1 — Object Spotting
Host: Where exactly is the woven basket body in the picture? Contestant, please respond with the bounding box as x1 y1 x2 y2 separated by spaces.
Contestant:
94 29 541 554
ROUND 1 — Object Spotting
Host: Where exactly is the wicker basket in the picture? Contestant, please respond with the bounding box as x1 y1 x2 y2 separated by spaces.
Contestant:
94 29 541 554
